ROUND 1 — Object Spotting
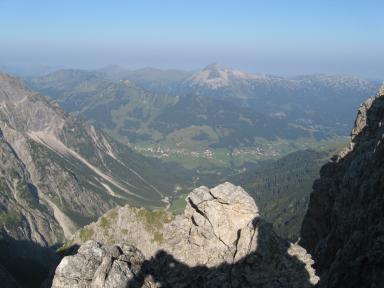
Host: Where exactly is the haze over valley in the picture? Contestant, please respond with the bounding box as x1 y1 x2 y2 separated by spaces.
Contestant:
26 64 380 170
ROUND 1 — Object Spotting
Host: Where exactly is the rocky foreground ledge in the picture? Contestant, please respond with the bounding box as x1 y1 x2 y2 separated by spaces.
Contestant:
52 182 319 287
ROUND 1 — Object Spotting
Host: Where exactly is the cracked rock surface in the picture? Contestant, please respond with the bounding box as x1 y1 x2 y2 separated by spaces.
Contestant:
52 241 148 288
57 182 319 287
162 183 259 266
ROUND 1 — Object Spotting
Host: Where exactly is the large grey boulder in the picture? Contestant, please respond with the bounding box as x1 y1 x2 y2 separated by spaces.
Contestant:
52 241 151 288
161 182 259 266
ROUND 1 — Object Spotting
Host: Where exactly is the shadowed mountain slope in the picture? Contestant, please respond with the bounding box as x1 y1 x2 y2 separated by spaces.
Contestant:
301 86 384 287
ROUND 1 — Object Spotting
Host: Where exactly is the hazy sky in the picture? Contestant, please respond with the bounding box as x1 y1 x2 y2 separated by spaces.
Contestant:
1 0 383 78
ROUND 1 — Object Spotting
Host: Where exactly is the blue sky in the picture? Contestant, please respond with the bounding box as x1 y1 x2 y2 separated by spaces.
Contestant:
0 0 383 77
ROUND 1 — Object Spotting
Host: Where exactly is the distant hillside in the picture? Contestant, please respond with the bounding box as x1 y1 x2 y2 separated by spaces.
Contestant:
27 65 376 170
230 149 334 240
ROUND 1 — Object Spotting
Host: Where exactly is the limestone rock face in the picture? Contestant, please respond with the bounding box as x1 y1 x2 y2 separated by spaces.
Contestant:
301 88 384 287
162 183 259 266
59 182 319 287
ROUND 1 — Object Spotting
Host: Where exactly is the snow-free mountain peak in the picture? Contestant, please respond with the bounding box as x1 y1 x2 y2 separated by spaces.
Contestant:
187 63 266 89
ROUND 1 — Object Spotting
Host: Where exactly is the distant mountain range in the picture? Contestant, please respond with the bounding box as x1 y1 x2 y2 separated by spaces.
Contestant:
27 64 379 170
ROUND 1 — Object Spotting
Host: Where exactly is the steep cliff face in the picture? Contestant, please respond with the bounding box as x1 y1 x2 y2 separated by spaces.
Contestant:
301 86 384 287
0 128 62 244
0 128 61 287
54 183 319 287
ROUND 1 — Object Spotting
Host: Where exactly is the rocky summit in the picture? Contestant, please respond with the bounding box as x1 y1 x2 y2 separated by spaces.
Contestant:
53 182 319 287
301 86 384 287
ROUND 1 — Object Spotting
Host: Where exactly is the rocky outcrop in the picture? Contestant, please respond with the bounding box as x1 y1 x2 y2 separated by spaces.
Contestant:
162 183 259 266
56 182 319 287
301 86 384 287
